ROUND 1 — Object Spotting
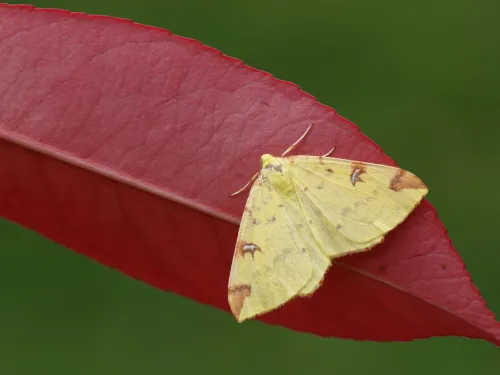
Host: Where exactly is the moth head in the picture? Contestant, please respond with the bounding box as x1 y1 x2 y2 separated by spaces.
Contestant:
260 153 277 170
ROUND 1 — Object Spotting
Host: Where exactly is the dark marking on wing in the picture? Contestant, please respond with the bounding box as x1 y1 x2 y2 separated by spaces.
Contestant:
266 216 276 224
235 240 262 259
252 218 261 225
350 162 367 186
353 201 363 208
326 168 333 173
273 248 293 264
389 169 427 192
336 224 342 230
264 163 283 174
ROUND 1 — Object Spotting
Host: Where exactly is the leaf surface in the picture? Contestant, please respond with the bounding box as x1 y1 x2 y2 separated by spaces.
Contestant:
0 4 498 344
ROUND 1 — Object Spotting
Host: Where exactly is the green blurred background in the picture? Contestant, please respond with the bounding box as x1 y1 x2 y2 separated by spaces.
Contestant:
1 0 499 373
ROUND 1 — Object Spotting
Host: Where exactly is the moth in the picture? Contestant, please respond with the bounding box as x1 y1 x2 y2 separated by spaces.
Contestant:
228 124 428 322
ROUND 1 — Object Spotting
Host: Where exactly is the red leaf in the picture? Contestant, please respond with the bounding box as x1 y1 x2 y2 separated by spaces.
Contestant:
1 4 498 344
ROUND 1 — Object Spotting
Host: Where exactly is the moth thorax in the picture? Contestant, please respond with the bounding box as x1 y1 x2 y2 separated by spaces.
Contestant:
260 154 293 195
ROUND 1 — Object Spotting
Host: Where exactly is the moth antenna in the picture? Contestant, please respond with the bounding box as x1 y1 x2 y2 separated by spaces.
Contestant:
231 172 260 197
323 145 336 157
281 123 313 157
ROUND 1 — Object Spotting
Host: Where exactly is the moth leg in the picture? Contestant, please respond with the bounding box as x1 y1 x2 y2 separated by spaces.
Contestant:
231 172 259 196
281 123 313 157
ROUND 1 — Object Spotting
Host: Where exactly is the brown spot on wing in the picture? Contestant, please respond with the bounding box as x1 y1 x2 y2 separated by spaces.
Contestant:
351 162 367 173
350 162 367 186
389 169 427 192
228 284 251 321
235 240 262 259
326 168 333 173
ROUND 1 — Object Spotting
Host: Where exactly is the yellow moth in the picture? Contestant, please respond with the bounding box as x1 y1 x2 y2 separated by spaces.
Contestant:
228 124 428 322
